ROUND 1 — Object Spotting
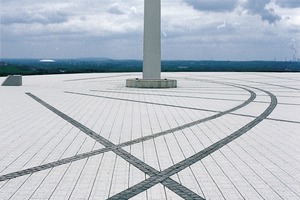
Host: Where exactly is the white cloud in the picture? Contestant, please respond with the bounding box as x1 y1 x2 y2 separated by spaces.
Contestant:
130 7 138 15
0 0 299 60
184 0 239 12
0 2 72 25
1 10 68 25
108 3 125 15
217 21 227 29
243 0 281 24
275 0 300 8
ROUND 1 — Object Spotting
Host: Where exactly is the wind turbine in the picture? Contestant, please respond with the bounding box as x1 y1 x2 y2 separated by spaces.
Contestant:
126 0 177 88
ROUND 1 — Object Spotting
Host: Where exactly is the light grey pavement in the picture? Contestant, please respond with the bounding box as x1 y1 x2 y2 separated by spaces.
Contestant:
0 72 299 199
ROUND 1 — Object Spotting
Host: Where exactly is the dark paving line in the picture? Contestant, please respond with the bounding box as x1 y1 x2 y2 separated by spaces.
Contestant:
271 95 300 98
180 77 300 97
180 77 300 103
249 73 300 82
0 121 69 174
229 112 300 124
265 118 300 124
166 90 250 96
25 93 114 147
254 101 300 106
118 87 256 148
0 81 257 198
0 76 292 197
22 93 204 199
64 91 222 113
0 86 255 183
91 90 299 106
108 88 278 200
64 74 131 82
91 89 245 102
256 82 300 91
260 89 300 93
0 148 111 181
202 75 300 91
278 102 300 106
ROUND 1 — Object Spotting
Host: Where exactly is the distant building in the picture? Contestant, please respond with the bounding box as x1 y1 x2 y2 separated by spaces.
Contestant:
39 59 55 63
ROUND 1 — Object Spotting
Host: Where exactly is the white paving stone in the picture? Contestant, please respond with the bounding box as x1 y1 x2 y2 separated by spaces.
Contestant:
0 72 299 199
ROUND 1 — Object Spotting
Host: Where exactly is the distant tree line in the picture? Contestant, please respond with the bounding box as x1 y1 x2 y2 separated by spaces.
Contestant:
1 59 299 77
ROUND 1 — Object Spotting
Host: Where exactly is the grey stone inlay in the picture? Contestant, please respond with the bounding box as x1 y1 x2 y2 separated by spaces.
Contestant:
118 87 256 148
265 118 300 124
230 112 300 124
23 93 204 199
65 91 240 114
207 75 300 91
90 89 246 102
249 72 300 82
108 88 277 199
0 85 255 182
25 93 115 147
0 81 271 199
254 81 300 91
254 101 300 106
64 74 131 82
0 148 111 181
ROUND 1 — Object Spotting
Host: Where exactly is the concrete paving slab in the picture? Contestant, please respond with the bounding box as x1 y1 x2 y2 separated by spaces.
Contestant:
0 72 299 199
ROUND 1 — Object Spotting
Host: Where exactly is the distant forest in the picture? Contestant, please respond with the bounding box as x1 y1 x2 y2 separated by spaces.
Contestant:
1 58 300 76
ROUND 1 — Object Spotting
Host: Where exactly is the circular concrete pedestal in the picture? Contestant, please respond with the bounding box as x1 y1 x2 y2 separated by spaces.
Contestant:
126 78 177 88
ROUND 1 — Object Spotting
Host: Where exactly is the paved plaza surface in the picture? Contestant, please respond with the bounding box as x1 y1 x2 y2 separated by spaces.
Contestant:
0 72 299 200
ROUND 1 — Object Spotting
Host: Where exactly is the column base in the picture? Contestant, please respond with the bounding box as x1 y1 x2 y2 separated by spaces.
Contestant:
126 78 177 88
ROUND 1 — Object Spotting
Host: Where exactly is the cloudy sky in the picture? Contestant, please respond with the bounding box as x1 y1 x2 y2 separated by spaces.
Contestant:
1 0 300 60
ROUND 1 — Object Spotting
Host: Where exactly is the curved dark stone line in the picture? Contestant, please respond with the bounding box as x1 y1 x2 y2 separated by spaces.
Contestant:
90 90 299 106
185 78 300 101
249 73 300 84
0 81 257 199
258 82 300 91
115 88 250 95
198 74 300 91
64 91 223 113
118 87 256 148
229 112 300 124
164 90 251 96
254 101 300 106
19 93 203 199
90 89 246 102
265 118 300 124
108 87 277 200
0 85 255 183
64 74 131 82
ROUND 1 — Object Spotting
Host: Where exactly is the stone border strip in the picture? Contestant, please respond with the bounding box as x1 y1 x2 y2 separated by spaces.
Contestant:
0 148 111 182
64 74 131 82
90 89 246 102
0 80 267 199
108 88 277 199
23 93 204 200
117 87 255 148
64 91 221 113
0 85 255 182
196 75 300 91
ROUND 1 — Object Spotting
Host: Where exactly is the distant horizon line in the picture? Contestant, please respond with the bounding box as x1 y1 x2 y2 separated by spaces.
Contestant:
1 57 299 63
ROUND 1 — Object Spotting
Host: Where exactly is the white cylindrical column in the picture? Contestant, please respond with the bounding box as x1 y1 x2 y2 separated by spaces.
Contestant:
126 0 176 88
143 0 161 79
